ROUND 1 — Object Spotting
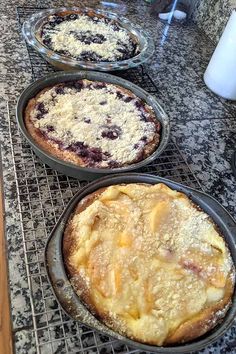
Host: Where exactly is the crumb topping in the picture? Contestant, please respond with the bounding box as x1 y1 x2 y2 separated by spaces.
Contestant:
41 13 138 62
30 80 160 168
67 183 235 345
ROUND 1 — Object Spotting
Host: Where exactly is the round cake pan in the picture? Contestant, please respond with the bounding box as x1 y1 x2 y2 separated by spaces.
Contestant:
45 173 236 353
16 71 170 180
22 7 155 71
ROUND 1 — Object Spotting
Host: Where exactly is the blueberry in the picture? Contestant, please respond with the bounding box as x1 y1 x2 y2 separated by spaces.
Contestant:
64 81 83 91
55 86 65 95
108 160 120 168
37 102 48 115
101 125 121 140
74 81 83 91
89 148 103 162
36 113 43 120
46 125 55 132
102 131 117 140
134 143 139 149
79 51 102 62
71 31 94 45
74 141 86 149
141 136 147 142
69 30 76 36
116 41 128 55
111 24 120 31
123 96 133 103
79 149 89 157
135 100 143 109
99 100 107 105
48 17 57 27
79 51 91 61
117 47 127 54
116 91 123 99
55 16 64 25
95 83 106 89
68 141 86 153
92 34 105 44
42 25 52 32
43 37 52 47
58 49 68 56
140 113 148 122
83 37 92 45
49 15 63 26
103 18 110 25
84 118 91 123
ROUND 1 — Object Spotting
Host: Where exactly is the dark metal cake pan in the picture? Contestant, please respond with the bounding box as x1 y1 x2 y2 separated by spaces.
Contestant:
45 173 236 353
16 71 170 180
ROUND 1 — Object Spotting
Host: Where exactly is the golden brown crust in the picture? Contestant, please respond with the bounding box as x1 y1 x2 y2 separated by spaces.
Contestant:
63 187 109 319
63 183 235 346
25 87 86 167
24 81 161 168
63 188 105 268
165 275 233 344
63 187 108 276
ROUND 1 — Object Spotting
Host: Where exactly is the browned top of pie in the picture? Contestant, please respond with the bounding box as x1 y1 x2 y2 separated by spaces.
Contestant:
63 183 235 346
24 80 161 168
39 10 139 62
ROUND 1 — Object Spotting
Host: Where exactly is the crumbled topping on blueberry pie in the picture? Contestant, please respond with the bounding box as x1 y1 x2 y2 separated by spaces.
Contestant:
39 10 139 62
24 80 161 168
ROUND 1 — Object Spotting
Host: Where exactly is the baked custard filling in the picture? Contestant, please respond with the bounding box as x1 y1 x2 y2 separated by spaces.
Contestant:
64 183 235 345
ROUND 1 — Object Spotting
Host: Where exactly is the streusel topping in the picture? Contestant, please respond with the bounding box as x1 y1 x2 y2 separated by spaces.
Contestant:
41 13 138 62
67 183 235 345
30 80 160 168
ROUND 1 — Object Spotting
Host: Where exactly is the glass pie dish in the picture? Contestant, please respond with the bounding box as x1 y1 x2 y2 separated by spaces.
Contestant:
22 7 155 71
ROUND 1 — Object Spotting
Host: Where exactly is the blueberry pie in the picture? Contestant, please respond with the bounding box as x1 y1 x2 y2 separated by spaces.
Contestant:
63 183 235 345
38 10 140 62
24 80 161 168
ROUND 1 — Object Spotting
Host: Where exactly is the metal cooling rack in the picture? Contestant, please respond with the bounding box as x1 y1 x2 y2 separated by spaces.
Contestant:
8 6 202 354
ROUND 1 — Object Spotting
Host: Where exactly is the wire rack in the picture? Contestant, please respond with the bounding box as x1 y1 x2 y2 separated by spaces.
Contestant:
9 6 202 354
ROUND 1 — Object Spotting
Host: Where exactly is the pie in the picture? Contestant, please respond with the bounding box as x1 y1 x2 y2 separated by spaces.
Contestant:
63 183 235 345
24 80 161 168
38 10 140 62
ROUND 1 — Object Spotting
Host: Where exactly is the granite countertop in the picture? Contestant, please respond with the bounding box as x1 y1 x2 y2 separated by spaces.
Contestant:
1 0 236 353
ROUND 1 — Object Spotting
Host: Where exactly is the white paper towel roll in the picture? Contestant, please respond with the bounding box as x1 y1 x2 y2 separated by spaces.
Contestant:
204 10 236 100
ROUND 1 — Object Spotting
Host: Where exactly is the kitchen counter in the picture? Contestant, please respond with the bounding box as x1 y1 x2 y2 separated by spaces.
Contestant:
0 0 236 353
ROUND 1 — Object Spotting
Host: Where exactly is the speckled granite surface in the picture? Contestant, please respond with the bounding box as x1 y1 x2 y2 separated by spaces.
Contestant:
191 0 235 43
1 0 236 353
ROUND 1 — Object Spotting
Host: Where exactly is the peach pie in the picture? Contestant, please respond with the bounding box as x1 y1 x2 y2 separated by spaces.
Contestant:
63 183 235 345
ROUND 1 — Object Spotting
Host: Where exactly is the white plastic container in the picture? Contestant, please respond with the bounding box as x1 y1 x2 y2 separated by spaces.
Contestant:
204 10 236 100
